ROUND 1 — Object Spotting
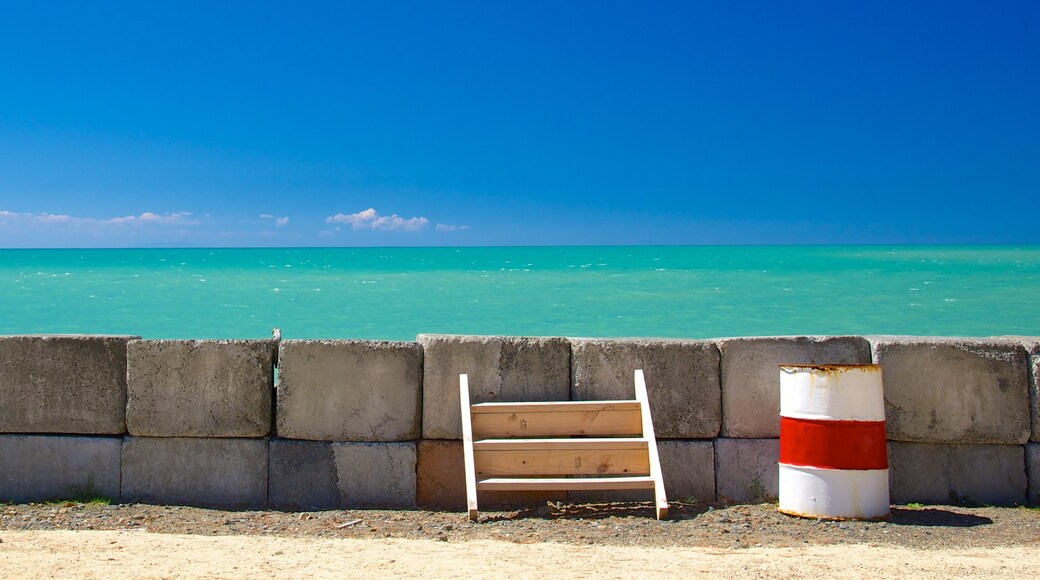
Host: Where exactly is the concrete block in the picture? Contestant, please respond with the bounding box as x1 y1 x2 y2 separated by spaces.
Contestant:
333 442 416 508
276 340 422 441
419 335 570 440
0 335 136 434
659 440 716 502
270 440 417 509
416 440 465 509
0 435 121 502
126 340 274 438
888 441 1026 506
718 336 871 438
416 440 561 509
121 437 268 508
714 438 779 503
268 440 339 510
994 338 1040 443
570 339 721 438
987 336 1040 355
1032 356 1039 443
872 338 1030 444
1028 444 1039 505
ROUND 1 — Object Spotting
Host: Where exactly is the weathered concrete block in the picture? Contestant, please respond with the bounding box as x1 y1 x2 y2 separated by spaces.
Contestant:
714 438 779 503
416 440 465 509
990 337 1039 443
872 338 1030 444
1029 444 1039 505
269 440 417 509
276 340 422 441
126 340 274 438
718 336 871 438
416 439 560 509
988 336 1040 354
570 339 721 439
268 440 339 510
334 441 416 507
0 435 121 502
121 437 268 507
888 441 1026 506
0 335 136 434
419 335 570 440
659 440 715 502
1031 356 1039 443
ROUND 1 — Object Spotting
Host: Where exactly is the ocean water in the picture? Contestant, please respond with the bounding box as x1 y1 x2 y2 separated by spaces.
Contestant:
0 246 1037 340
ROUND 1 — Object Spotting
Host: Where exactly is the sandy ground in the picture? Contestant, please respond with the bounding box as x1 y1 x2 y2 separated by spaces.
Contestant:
1 529 1039 579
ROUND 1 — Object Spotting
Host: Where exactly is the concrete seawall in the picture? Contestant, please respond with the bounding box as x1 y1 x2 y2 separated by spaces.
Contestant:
1 334 1037 508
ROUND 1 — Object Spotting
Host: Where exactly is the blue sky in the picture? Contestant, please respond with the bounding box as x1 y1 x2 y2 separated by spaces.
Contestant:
0 1 1037 247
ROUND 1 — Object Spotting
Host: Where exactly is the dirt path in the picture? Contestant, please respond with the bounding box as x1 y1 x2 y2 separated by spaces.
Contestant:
2 502 1039 578
1 530 1038 579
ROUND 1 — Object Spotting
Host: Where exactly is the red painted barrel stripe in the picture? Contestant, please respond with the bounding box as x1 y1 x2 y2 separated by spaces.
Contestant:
779 417 888 470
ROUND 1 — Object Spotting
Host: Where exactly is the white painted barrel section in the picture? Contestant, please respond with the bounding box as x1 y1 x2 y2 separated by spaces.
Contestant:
778 465 890 520
778 364 890 521
779 364 886 421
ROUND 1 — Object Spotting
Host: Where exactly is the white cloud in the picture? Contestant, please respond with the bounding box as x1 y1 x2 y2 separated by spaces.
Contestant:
34 214 73 224
326 208 430 232
0 210 198 227
435 223 469 232
258 214 289 227
102 212 195 225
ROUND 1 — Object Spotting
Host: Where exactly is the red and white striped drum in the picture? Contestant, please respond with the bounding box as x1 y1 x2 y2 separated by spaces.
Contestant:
778 364 890 520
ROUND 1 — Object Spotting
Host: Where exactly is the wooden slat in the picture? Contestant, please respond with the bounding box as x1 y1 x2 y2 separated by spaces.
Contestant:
477 476 656 491
473 438 647 451
471 401 641 413
635 369 669 520
471 408 643 438
475 443 649 477
459 374 479 521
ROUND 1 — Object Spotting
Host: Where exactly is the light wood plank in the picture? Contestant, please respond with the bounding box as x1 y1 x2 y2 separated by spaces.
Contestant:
635 369 669 520
475 445 650 477
477 476 656 491
471 401 641 414
471 409 643 438
473 438 648 452
459 374 479 521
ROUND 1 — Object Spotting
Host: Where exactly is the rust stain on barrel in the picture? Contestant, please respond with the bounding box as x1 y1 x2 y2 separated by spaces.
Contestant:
779 363 881 373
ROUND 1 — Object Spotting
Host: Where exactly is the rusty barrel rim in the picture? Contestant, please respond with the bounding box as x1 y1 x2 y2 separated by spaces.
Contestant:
778 363 881 371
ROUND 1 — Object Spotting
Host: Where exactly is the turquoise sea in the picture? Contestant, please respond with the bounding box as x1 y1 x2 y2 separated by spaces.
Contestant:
0 246 1037 340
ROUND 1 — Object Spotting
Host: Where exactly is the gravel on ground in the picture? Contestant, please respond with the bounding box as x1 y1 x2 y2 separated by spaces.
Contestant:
2 500 1038 550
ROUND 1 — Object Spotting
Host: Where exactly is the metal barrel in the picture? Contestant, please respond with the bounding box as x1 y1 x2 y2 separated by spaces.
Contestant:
778 364 890 520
